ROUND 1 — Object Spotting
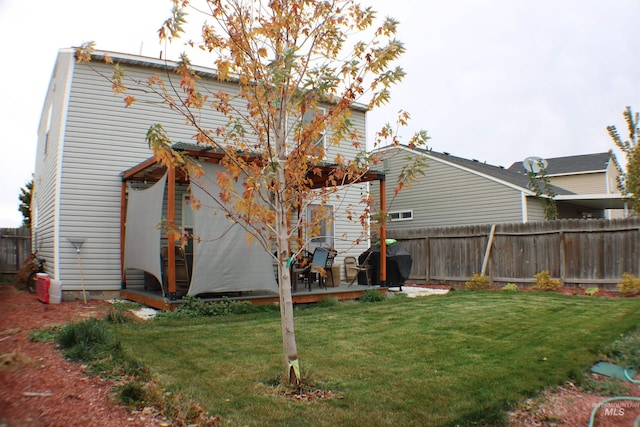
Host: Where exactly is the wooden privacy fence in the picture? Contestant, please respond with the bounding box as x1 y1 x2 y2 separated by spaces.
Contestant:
0 228 31 282
387 217 640 290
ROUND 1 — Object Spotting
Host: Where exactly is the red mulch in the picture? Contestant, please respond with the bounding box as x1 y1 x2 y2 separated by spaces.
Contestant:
0 284 165 427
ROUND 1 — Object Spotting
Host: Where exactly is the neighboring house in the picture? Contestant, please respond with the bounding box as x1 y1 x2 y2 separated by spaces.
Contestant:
507 152 625 219
372 145 626 231
33 48 375 299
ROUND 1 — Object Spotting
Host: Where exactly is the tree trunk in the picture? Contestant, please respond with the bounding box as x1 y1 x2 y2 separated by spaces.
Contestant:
275 172 300 384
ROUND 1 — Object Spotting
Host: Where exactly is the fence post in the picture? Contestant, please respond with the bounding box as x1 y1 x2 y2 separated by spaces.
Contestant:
425 236 430 284
559 230 566 287
481 224 496 276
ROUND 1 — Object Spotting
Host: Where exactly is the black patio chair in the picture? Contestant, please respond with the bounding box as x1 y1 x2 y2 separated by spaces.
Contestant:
292 247 333 291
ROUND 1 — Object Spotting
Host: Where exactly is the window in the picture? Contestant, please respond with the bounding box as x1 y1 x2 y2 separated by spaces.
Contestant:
182 194 195 276
182 194 194 229
43 105 52 156
301 107 326 150
389 210 413 221
306 204 334 250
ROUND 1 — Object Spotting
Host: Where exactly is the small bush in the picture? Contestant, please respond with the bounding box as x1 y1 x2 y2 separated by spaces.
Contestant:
465 273 489 290
603 329 640 370
115 380 149 408
584 287 599 297
617 273 640 295
502 283 518 291
104 309 132 324
359 289 385 302
533 271 562 291
159 295 258 319
57 318 109 362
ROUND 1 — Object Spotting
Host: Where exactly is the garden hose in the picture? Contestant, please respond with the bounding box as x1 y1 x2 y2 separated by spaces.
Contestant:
626 369 640 385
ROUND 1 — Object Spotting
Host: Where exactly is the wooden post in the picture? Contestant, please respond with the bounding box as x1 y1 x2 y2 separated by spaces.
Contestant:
167 164 176 299
120 181 127 287
559 230 566 287
379 177 387 284
481 224 496 277
425 236 430 284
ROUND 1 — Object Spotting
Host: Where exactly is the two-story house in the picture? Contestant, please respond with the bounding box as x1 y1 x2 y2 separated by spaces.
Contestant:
33 49 381 304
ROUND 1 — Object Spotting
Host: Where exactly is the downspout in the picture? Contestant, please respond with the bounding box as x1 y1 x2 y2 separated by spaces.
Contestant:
521 192 528 223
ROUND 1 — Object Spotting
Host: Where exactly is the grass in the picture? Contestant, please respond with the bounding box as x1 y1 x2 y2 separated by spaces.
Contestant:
109 291 640 426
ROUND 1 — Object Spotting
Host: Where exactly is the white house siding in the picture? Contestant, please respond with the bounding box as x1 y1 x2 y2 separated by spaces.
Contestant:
47 55 238 291
35 50 372 292
373 150 526 229
34 51 75 280
324 109 371 275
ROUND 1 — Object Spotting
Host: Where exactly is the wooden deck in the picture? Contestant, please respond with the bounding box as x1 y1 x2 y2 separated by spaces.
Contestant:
120 282 387 311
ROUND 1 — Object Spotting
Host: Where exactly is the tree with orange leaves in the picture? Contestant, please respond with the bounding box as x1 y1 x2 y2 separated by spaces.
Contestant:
78 0 427 384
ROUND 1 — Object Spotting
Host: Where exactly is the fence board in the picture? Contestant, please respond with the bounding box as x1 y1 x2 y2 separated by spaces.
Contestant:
387 218 640 290
0 228 31 282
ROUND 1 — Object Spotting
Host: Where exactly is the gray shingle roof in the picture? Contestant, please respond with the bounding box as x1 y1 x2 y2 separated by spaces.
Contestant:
507 152 611 175
412 148 576 195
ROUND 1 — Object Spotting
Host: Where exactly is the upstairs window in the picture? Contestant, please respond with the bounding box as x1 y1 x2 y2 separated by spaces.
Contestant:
301 107 326 150
43 105 53 156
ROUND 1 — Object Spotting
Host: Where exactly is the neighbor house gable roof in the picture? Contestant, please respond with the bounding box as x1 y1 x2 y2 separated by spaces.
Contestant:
376 145 575 196
507 152 611 176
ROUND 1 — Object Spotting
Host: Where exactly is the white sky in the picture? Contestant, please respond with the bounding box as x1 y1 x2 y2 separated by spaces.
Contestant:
0 0 638 227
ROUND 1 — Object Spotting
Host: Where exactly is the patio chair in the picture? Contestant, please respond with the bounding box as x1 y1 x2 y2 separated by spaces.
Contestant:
322 249 338 288
345 252 373 286
293 247 333 291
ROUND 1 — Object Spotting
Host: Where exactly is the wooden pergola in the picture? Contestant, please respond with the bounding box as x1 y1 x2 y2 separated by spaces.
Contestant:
120 145 388 299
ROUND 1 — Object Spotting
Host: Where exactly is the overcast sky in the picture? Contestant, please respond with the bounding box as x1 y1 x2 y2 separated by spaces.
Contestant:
0 0 638 227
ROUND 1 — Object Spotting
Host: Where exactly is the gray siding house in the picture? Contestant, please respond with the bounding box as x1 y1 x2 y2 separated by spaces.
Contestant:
508 152 625 219
33 49 373 298
372 145 616 231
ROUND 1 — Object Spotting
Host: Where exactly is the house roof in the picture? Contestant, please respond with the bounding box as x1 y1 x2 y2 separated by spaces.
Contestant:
377 145 630 210
379 145 575 196
79 48 369 113
507 152 611 176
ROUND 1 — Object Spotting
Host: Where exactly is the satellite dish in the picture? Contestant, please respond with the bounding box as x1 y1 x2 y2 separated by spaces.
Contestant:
522 156 548 174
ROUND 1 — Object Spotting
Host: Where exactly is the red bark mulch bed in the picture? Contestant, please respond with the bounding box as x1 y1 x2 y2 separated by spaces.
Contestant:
0 284 165 427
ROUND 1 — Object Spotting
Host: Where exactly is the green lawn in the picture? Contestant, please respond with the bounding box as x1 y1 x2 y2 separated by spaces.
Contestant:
117 291 640 426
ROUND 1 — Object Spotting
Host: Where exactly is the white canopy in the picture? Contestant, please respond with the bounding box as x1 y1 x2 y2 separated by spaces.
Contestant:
188 162 278 295
124 173 167 285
